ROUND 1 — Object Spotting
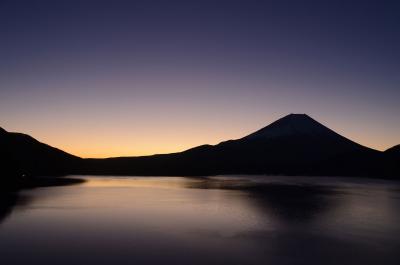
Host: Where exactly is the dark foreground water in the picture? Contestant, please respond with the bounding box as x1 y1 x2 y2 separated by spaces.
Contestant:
1 175 400 265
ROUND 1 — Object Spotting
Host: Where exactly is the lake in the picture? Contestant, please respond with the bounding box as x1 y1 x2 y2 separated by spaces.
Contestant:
1 175 400 265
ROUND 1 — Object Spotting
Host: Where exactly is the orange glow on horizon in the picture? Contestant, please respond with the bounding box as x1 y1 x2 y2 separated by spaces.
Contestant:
2 112 398 158
7 122 395 159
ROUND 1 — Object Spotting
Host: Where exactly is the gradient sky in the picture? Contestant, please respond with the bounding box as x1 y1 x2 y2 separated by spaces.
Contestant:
0 0 399 158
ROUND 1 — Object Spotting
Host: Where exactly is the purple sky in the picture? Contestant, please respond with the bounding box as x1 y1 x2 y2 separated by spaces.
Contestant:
0 0 399 157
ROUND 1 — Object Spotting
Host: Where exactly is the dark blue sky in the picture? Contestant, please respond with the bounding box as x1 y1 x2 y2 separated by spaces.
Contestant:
0 0 399 157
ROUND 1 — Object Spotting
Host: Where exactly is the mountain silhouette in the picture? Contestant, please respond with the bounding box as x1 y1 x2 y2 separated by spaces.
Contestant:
1 114 399 179
385 145 400 157
383 145 400 174
83 114 399 177
0 127 81 184
244 114 348 140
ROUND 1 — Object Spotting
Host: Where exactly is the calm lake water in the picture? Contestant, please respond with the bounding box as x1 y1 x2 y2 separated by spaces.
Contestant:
1 175 400 265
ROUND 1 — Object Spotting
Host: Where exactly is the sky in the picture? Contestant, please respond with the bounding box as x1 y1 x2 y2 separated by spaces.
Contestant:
0 0 399 158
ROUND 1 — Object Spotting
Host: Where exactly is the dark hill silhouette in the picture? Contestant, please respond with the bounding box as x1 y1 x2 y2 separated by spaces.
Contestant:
244 114 350 140
83 114 399 178
0 127 82 184
1 114 399 179
385 145 400 157
383 145 400 174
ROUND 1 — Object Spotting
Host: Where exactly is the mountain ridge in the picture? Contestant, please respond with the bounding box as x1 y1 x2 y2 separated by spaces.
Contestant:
82 114 398 178
1 114 399 178
0 128 81 180
244 114 337 139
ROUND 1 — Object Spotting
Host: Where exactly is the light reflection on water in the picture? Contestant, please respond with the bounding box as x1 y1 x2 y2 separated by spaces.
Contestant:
0 175 400 265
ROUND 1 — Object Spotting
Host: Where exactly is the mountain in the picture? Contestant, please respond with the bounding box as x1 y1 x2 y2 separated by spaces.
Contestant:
243 114 347 140
83 114 398 177
385 144 400 157
0 127 82 181
383 145 400 175
1 114 398 179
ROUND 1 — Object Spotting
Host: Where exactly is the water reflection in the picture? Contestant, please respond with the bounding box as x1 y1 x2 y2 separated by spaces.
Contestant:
0 177 85 225
184 177 338 224
0 192 31 224
0 176 399 265
244 184 337 224
182 177 400 265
